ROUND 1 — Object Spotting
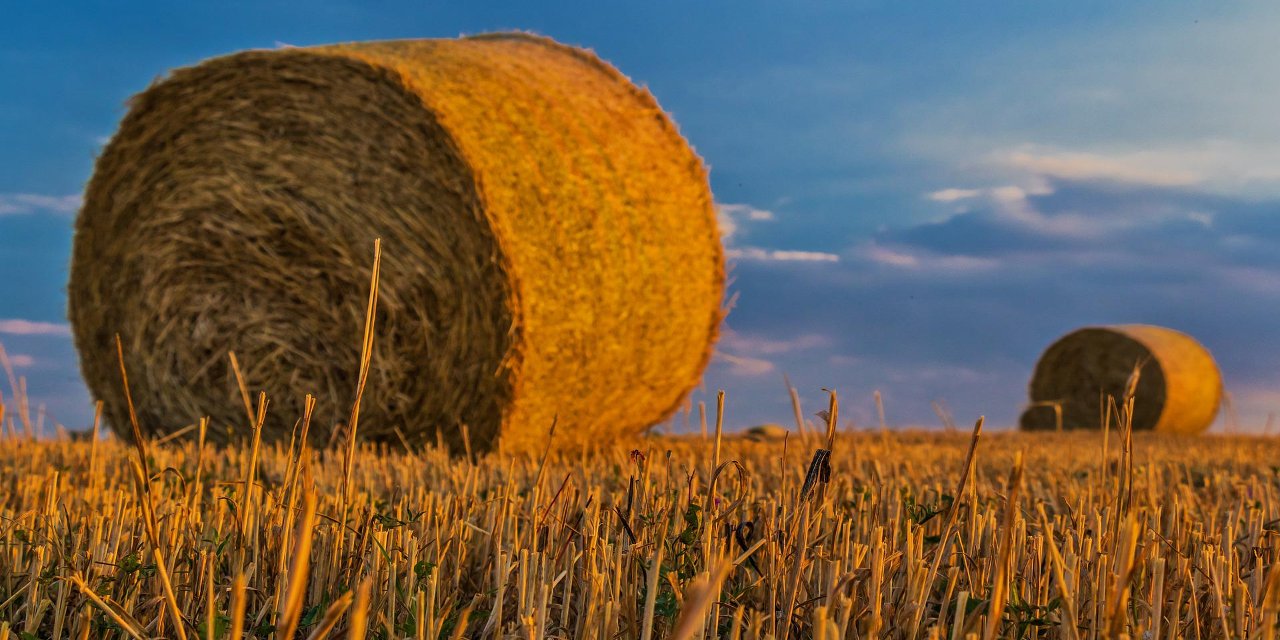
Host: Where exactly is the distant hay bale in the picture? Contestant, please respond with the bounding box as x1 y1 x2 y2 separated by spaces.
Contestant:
69 33 724 453
741 424 789 442
1020 325 1221 434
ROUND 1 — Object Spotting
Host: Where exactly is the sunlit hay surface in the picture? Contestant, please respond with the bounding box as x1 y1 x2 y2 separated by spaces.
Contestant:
1021 324 1222 435
1 409 1279 638
70 33 724 454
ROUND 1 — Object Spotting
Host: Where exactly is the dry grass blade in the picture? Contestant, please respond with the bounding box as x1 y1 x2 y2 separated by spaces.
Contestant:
342 238 381 509
984 451 1024 640
1036 503 1081 640
823 389 838 450
669 561 734 640
153 547 190 640
447 602 475 640
347 577 374 640
302 589 355 640
114 334 147 455
1104 513 1142 637
640 518 671 640
117 336 189 640
229 574 248 640
911 416 984 637
939 416 984 537
783 374 807 439
713 390 726 476
532 414 558 490
0 343 31 438
68 575 145 640
241 392 267 536
227 350 255 429
87 401 101 491
277 490 318 640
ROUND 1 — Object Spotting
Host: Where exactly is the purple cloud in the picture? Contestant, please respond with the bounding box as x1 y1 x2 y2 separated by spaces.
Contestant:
0 319 72 336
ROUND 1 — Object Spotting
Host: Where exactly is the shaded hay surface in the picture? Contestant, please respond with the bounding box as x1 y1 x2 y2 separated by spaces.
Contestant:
1020 324 1222 434
69 33 724 452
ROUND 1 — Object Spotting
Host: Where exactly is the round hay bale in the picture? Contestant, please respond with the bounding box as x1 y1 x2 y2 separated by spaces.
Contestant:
740 423 789 442
69 33 725 453
1019 324 1221 434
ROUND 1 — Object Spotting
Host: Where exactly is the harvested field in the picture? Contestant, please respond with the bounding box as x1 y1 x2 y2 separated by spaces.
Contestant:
0 394 1276 638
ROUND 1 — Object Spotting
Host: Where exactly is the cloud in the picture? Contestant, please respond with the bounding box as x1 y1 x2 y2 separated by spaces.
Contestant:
718 203 776 222
0 319 72 336
720 330 830 355
712 329 831 378
689 3 1280 431
727 247 840 263
716 202 775 241
736 206 1280 422
942 142 1280 201
983 184 1103 238
713 352 775 376
716 201 841 264
6 354 34 368
0 193 82 216
857 243 999 272
999 148 1200 188
928 188 983 202
918 175 1228 242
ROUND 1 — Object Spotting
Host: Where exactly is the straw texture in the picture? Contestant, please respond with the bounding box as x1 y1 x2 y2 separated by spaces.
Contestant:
69 33 724 453
1020 324 1221 434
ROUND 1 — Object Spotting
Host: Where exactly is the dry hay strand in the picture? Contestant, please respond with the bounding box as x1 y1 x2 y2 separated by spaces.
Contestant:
1020 324 1221 434
69 33 724 453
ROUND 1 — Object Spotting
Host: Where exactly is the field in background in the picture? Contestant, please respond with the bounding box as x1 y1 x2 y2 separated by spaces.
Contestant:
0 396 1277 640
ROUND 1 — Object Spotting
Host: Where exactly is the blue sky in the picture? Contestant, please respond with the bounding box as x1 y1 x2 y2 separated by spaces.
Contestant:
4 1 1280 432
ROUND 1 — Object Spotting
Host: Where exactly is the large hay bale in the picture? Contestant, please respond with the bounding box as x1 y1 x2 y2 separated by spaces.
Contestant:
69 33 724 453
1019 324 1221 434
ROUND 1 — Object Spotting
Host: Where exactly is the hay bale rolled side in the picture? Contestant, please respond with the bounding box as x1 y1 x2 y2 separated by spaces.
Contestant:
1019 324 1221 434
69 33 725 453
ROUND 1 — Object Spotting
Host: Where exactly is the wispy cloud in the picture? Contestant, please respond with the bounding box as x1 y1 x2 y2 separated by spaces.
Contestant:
714 352 775 376
720 330 830 355
919 177 1217 241
0 194 81 216
0 319 72 336
727 247 840 263
716 202 776 241
857 243 999 272
716 202 840 264
999 148 1201 188
6 354 34 368
928 188 983 202
714 329 831 377
983 184 1102 238
944 141 1280 200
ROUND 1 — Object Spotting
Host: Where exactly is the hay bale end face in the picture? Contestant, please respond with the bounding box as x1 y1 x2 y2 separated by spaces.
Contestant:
1020 325 1221 434
69 34 724 453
